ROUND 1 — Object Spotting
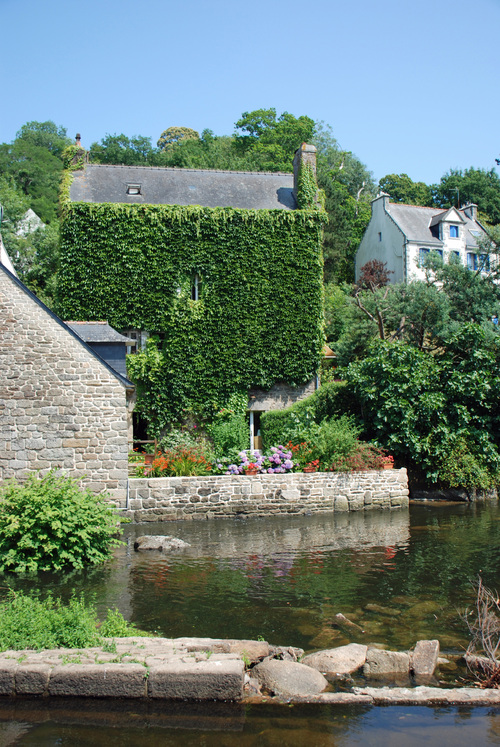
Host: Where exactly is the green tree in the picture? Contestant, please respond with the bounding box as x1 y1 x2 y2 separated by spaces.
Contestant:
15 120 71 159
378 173 432 206
157 126 200 150
89 133 156 165
432 168 500 225
346 336 500 488
234 108 316 172
314 123 375 283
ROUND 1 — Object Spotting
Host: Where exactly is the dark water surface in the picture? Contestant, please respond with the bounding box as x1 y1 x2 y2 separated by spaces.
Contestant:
2 501 500 743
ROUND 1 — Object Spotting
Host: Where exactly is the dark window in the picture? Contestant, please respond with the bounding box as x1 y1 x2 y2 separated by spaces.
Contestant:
191 273 202 301
419 248 430 265
126 184 141 195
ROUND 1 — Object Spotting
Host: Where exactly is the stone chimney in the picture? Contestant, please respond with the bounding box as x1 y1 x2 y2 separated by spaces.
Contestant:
293 143 317 202
461 203 478 221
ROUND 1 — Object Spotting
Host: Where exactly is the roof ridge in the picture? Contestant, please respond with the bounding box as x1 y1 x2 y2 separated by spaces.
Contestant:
84 163 293 177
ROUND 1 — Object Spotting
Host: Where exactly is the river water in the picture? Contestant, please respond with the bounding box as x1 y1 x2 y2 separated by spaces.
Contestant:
2 501 500 744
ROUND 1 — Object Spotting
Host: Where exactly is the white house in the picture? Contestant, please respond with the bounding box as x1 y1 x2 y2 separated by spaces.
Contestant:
356 193 495 283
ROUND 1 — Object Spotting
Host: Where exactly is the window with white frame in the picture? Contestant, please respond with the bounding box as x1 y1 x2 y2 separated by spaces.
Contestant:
449 225 459 238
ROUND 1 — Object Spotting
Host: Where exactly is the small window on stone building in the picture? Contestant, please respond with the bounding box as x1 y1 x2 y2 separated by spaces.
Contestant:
378 232 382 242
126 184 141 195
450 225 459 238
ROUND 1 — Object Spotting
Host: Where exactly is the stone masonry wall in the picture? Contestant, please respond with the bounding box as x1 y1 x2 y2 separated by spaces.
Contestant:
125 469 409 522
0 268 129 504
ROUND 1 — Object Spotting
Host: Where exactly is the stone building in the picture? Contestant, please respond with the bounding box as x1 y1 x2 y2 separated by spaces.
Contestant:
0 263 133 504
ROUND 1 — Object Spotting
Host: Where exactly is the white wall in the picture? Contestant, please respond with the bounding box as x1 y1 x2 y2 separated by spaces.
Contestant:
356 195 406 283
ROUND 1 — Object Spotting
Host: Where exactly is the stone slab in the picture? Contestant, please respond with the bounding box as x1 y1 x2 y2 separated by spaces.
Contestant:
148 657 244 700
48 663 147 697
411 639 440 676
15 664 51 695
0 662 17 695
364 648 410 676
355 686 500 705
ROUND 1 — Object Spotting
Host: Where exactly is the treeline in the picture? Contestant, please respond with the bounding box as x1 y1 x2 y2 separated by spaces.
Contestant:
1 112 500 306
1 113 500 490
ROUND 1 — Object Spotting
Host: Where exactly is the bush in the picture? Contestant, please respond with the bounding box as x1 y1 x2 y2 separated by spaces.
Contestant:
0 471 123 574
260 381 358 449
207 392 250 460
0 591 146 651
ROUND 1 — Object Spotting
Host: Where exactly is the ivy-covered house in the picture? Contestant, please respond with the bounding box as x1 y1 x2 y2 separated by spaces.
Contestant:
58 144 326 441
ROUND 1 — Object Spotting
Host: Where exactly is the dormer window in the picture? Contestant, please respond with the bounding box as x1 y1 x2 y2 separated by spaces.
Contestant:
450 225 459 238
126 184 141 195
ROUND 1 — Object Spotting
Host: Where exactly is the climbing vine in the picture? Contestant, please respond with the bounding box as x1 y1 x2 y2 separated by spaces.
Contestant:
58 186 326 433
297 162 321 209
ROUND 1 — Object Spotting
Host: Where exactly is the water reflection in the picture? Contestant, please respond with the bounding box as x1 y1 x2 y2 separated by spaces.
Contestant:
1 700 500 746
2 503 500 655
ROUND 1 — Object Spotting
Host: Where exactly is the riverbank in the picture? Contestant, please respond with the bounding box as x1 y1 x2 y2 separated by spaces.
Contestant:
1 635 499 705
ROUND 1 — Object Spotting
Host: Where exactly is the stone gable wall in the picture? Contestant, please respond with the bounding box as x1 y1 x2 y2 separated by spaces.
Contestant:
0 269 129 503
125 469 409 522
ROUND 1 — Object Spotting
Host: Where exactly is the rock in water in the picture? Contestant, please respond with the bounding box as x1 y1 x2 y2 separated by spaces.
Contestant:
302 644 368 675
252 659 328 698
134 535 190 552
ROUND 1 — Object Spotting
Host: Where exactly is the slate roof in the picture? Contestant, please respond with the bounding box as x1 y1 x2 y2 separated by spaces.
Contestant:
387 203 486 249
69 164 296 210
65 320 133 345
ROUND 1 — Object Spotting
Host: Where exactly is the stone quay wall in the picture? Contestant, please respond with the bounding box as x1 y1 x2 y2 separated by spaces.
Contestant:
124 468 409 522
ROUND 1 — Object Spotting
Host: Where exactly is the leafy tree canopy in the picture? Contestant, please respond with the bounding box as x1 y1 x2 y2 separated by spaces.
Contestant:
378 173 432 206
16 121 71 158
0 121 70 223
432 167 500 225
314 122 375 283
234 108 316 172
157 126 200 150
89 133 156 165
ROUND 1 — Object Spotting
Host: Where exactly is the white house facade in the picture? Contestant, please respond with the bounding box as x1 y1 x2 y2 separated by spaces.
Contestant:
356 193 495 283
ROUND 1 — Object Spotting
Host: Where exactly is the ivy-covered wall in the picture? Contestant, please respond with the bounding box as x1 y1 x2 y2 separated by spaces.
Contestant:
58 196 326 430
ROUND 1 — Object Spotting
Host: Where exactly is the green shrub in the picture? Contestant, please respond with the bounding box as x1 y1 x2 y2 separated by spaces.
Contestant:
0 471 123 574
260 381 358 449
100 608 148 638
0 592 100 651
437 438 495 491
0 592 148 651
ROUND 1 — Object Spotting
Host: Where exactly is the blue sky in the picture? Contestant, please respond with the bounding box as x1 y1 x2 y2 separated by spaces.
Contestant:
2 0 499 185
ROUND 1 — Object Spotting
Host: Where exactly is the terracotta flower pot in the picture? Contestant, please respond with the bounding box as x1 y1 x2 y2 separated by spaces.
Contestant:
382 463 393 469
144 454 155 465
303 467 317 473
244 469 259 476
